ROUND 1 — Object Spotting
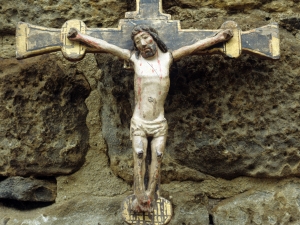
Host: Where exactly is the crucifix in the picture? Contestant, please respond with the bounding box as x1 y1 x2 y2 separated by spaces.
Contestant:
16 0 280 224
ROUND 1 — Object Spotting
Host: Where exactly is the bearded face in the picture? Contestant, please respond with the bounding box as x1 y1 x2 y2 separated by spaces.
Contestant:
134 31 157 58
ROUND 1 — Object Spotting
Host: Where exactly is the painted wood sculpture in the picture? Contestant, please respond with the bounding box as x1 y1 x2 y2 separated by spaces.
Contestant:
16 1 280 224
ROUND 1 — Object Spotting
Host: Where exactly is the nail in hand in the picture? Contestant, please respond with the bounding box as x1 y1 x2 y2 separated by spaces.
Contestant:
67 28 78 39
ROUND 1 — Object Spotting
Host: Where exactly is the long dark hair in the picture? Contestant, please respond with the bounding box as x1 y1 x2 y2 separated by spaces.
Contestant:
131 24 168 58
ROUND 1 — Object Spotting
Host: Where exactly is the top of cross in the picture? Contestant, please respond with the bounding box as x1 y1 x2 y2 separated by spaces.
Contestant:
125 0 171 20
15 0 280 61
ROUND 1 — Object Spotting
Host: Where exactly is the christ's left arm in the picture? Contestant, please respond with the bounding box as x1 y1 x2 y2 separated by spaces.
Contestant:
172 29 233 61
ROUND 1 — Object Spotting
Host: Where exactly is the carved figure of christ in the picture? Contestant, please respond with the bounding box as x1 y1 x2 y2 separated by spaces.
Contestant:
68 25 232 212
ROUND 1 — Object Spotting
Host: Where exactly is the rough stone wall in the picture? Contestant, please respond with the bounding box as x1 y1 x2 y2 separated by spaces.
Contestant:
0 56 91 177
0 0 300 224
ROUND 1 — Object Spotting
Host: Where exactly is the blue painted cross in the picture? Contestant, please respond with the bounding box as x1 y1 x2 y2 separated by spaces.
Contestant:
16 0 280 61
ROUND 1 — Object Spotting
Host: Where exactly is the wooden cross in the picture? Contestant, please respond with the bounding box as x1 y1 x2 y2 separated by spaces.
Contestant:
16 0 280 62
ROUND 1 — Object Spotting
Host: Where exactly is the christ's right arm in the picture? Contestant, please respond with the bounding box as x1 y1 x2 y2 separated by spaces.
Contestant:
67 28 131 60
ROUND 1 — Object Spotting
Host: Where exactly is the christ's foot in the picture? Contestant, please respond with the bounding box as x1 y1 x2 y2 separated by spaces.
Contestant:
131 197 153 213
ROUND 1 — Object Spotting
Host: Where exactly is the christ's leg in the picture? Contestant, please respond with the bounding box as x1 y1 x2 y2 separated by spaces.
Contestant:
131 135 150 212
147 135 167 202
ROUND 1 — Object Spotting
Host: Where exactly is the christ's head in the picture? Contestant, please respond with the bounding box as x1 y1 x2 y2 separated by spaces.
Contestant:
131 25 168 59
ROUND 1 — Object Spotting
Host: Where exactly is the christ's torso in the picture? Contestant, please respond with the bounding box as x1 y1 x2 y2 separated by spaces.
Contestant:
131 50 172 121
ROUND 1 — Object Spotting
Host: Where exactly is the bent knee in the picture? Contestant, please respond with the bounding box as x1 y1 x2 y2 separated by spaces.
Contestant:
156 151 163 159
136 149 144 159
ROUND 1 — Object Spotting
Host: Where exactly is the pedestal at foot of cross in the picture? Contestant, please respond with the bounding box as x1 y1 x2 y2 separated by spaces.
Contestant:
122 195 172 225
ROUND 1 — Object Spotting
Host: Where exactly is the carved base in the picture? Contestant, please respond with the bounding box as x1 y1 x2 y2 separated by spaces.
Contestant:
121 195 172 225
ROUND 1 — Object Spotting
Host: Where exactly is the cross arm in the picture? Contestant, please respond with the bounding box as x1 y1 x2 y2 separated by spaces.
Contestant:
16 20 133 61
165 21 279 60
16 19 279 62
16 22 62 59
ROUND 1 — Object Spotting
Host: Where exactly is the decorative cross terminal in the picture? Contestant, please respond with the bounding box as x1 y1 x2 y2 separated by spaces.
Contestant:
16 0 279 62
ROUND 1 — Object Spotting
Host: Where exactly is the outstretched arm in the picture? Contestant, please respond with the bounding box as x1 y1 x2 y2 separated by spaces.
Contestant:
172 29 233 61
67 28 131 60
